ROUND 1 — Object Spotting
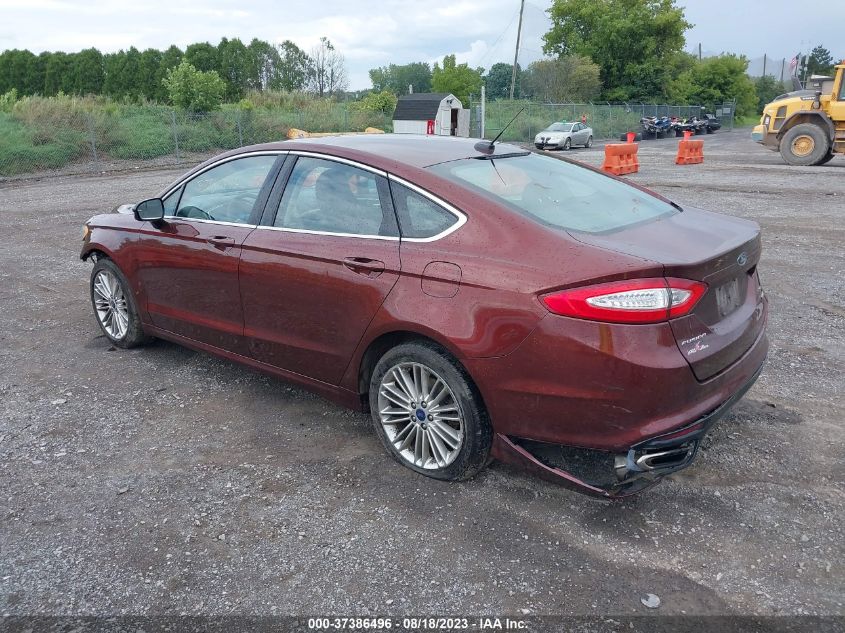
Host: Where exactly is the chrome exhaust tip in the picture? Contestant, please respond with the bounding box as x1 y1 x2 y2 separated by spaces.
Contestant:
615 443 697 482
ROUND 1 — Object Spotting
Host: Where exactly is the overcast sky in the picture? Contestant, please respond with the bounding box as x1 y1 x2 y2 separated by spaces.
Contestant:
1 0 842 89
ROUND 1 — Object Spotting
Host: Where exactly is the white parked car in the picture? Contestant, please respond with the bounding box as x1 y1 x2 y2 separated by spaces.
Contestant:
534 122 593 150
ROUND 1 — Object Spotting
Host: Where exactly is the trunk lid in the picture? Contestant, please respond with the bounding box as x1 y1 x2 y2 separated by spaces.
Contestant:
569 207 766 381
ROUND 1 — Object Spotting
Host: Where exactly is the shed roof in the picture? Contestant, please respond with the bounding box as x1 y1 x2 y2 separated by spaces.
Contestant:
392 93 454 121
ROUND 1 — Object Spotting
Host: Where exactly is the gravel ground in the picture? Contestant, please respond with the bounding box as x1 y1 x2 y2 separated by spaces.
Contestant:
0 129 843 624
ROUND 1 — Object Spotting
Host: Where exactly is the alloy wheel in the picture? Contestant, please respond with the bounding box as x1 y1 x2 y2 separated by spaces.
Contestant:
92 269 129 340
377 362 464 469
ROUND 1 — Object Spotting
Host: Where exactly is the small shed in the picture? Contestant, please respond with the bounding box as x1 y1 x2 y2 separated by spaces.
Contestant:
392 93 470 137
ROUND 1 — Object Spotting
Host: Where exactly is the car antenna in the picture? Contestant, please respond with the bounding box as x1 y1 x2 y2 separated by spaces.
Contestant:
474 107 525 155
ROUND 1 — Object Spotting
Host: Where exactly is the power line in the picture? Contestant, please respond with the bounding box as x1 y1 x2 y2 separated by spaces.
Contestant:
476 8 521 68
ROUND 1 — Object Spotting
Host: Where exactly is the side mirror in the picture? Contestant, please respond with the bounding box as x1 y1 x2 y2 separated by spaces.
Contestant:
134 198 165 223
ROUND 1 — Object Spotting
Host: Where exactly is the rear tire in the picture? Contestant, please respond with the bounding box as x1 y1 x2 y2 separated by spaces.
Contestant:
585 136 593 148
816 151 836 165
90 258 151 348
780 123 830 166
368 341 492 481
563 138 571 151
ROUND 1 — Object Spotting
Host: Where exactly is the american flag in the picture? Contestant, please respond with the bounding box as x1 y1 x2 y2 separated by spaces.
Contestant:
789 53 800 74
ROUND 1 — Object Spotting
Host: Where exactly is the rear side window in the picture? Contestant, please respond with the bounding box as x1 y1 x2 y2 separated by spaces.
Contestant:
390 181 459 239
428 153 676 234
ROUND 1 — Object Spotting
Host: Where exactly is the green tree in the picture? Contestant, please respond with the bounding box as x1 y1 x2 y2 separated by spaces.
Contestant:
543 0 690 101
103 50 127 97
667 54 757 116
162 60 225 111
154 45 183 101
484 62 519 100
351 89 397 113
754 75 787 113
217 37 251 100
137 48 162 100
44 52 72 96
185 42 219 73
521 56 601 102
247 38 280 90
26 52 49 95
274 40 311 92
0 49 36 95
431 54 482 105
73 48 104 95
369 62 432 95
805 45 835 77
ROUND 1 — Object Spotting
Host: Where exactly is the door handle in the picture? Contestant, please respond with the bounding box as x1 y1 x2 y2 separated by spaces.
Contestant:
343 257 385 277
207 236 236 249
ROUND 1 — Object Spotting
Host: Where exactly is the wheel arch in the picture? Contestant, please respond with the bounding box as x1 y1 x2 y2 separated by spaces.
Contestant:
777 111 835 141
81 243 116 262
354 329 487 415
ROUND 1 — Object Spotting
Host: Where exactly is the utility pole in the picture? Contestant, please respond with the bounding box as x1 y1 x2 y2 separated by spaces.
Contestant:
509 0 525 100
780 59 785 83
762 53 767 77
698 43 702 61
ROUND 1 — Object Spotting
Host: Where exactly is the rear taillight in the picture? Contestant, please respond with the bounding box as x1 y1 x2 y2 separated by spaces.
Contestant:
541 277 707 324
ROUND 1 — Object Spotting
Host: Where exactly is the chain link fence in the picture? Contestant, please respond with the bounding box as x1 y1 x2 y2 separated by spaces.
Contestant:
1 97 733 180
0 103 392 180
470 100 717 142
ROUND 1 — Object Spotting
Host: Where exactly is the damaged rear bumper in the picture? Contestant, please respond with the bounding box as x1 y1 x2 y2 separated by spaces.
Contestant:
491 362 765 499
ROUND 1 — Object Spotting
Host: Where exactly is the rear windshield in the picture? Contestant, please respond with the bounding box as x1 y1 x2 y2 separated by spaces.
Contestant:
427 153 677 234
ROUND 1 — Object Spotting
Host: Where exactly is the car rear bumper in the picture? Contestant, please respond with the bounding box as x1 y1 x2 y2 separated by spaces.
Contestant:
467 310 769 497
490 360 764 498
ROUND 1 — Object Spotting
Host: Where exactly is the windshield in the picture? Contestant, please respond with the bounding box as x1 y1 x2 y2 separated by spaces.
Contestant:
545 123 572 132
428 153 678 234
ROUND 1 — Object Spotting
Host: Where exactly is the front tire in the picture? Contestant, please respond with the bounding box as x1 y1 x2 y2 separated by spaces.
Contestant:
90 258 151 348
780 123 831 166
369 341 492 481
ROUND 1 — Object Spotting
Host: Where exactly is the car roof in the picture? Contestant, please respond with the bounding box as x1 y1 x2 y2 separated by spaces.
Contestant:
227 134 527 170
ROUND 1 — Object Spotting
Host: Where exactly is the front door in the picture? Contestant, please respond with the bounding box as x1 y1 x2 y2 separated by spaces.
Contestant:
135 153 281 352
239 155 401 384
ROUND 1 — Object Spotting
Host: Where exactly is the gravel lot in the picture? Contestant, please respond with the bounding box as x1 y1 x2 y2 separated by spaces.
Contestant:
1 130 843 625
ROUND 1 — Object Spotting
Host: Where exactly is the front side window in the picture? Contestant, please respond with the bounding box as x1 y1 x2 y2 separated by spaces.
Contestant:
175 154 277 224
274 157 394 237
428 153 677 234
390 181 459 239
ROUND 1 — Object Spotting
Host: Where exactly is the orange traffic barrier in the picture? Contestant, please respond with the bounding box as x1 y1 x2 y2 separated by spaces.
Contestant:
601 142 639 176
676 139 704 165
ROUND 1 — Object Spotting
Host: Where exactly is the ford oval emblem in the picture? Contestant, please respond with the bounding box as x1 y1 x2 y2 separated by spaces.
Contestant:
737 252 748 267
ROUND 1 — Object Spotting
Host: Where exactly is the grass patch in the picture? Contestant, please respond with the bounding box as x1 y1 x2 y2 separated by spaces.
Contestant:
0 112 87 175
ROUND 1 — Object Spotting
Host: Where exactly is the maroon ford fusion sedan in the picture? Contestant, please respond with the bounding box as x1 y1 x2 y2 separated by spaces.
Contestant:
81 134 768 498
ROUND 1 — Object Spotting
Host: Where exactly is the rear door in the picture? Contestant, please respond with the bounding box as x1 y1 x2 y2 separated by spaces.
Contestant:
135 152 282 352
238 154 401 384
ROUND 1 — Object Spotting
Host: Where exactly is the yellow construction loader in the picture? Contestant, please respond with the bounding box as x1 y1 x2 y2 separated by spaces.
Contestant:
752 61 845 165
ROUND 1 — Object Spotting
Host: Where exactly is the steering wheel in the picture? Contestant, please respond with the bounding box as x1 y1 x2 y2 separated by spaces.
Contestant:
176 206 214 221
